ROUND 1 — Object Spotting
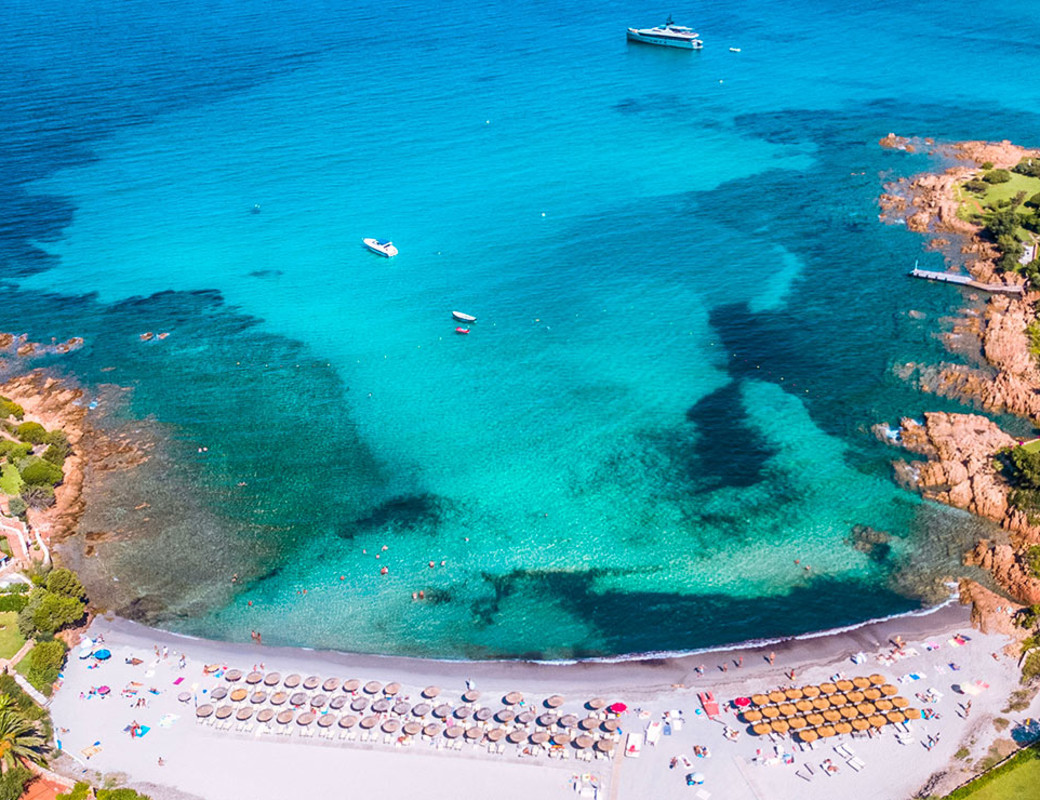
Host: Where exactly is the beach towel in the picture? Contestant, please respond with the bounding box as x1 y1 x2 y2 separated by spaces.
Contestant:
81 744 102 759
173 677 184 685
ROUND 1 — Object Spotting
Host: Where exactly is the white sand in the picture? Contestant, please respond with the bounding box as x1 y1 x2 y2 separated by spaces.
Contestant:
48 605 1040 800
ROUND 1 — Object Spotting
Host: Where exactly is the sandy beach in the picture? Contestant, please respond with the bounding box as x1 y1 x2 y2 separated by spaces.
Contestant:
47 601 1040 800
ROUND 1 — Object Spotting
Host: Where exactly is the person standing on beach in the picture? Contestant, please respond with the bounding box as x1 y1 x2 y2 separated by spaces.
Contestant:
768 651 775 665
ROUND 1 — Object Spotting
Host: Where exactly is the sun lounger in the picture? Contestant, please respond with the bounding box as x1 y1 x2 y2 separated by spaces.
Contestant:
846 757 865 771
797 770 812 782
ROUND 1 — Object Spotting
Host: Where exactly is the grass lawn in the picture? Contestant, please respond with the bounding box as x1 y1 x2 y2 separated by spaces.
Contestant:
0 611 25 660
956 172 1040 237
12 645 52 696
947 744 1040 799
1019 439 1040 454
0 462 22 496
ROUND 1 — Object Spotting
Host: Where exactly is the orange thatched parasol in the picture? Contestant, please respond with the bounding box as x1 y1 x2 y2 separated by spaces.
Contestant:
812 697 830 711
802 685 821 699
904 708 922 720
891 696 910 709
762 706 780 719
835 680 854 693
769 690 786 704
785 687 804 700
751 694 770 707
819 682 838 695
818 725 836 738
851 718 870 731
795 699 813 713
753 723 772 736
779 703 797 717
852 676 871 689
868 674 886 686
798 729 818 742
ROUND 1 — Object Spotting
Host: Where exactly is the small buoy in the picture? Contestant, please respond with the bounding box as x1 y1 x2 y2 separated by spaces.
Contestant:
248 601 253 606
340 575 345 580
380 567 388 575
429 561 435 568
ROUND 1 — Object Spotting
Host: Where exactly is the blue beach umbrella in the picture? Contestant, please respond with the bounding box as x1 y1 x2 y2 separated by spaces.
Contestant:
94 649 111 661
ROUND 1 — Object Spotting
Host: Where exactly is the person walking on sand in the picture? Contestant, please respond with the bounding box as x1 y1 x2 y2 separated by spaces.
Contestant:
768 651 775 666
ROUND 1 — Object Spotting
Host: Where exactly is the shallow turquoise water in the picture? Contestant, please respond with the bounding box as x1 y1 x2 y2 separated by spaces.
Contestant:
2 0 1038 657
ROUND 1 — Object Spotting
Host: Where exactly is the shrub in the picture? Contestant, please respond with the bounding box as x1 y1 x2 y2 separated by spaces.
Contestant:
25 639 66 690
1023 649 1040 680
6 497 26 518
0 583 29 595
981 161 994 170
46 568 85 600
1014 158 1040 178
1027 545 1040 580
20 486 54 510
1026 193 1040 209
13 422 46 445
17 589 85 638
19 458 63 487
57 786 153 800
963 178 988 193
985 209 1020 240
0 594 28 613
0 441 32 463
42 430 68 450
41 445 66 467
0 766 32 800
984 169 1013 184
0 399 24 421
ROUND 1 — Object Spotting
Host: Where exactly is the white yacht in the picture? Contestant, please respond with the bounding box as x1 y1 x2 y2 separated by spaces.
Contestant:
362 238 398 257
627 17 703 49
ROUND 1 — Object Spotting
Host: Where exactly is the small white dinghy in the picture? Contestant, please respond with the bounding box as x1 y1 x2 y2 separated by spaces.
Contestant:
363 238 398 257
452 310 476 323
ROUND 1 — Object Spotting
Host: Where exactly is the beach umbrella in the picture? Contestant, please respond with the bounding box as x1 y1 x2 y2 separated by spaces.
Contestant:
517 711 537 725
444 726 464 739
794 699 813 713
829 694 847 707
834 721 853 735
752 723 772 736
503 691 523 706
364 681 382 694
768 690 786 704
823 710 841 723
559 714 579 729
601 719 619 733
487 728 505 742
342 679 361 693
881 684 898 696
779 703 796 717
360 716 379 729
196 704 214 718
818 725 836 738
840 706 858 720
302 676 320 690
92 649 112 661
892 696 910 709
371 699 391 713
311 695 328 709
423 686 441 699
530 731 549 744
595 739 615 753
761 707 780 719
852 676 871 689
868 715 887 728
177 692 191 703
433 704 452 718
474 707 493 722
246 672 263 685
230 688 248 703
553 733 571 745
538 713 558 727
384 682 402 696
318 714 336 728
257 709 275 724
546 695 565 708
236 707 253 721
574 733 595 749
329 695 348 710
857 703 875 716
886 711 905 725
382 718 400 733
905 708 922 720
393 701 411 716
98 686 111 696
784 688 803 700
224 669 243 682
423 723 443 737
465 727 483 740
351 697 369 712
788 716 807 729
812 697 830 710
289 692 308 707
263 672 282 687
742 710 762 723
835 680 854 693
806 713 825 726
296 712 315 726
819 682 837 695
496 709 515 723
412 703 432 717
801 686 821 699
276 710 294 725
868 674 886 686
798 729 818 743
587 698 607 710
322 678 340 693
734 697 752 710
579 717 599 731
851 718 870 732
403 721 422 736
864 688 882 701
462 689 481 703
454 705 473 719
751 694 770 706
875 699 893 712
507 729 527 744
283 674 301 689
211 687 228 701
338 715 359 729
609 702 627 714
770 720 790 734
846 690 865 704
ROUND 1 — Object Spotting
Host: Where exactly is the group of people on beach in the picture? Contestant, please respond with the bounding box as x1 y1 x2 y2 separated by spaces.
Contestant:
250 630 263 644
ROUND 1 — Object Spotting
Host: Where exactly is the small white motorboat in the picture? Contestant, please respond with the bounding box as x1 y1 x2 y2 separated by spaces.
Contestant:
363 238 398 257
452 310 476 323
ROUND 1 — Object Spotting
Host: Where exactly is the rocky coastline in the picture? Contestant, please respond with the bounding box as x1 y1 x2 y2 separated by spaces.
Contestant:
878 135 1040 639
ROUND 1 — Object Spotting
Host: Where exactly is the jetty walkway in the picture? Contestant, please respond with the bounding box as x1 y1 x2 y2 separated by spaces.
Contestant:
909 267 1024 295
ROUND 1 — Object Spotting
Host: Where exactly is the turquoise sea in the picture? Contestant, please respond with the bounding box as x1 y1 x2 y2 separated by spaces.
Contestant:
3 0 1039 658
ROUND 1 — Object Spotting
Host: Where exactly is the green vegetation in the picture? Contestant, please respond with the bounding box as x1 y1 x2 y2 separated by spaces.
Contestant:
18 457 63 488
22 640 66 693
0 694 48 788
46 568 84 600
0 465 21 497
0 612 25 660
0 766 32 800
1027 545 1040 580
58 784 152 800
17 587 86 640
0 400 23 422
5 498 25 519
945 743 1040 799
984 169 1013 184
0 442 31 464
12 423 46 446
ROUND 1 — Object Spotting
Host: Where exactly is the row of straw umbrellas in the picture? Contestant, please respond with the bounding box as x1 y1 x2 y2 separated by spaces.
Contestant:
194 670 623 751
734 675 921 742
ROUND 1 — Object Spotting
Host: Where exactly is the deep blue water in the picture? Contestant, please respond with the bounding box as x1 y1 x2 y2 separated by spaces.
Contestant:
2 0 1038 658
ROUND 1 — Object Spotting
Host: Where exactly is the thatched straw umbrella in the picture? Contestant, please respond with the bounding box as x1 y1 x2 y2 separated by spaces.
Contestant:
795 700 813 713
788 717 807 729
250 691 268 705
393 701 411 716
454 705 473 720
289 692 308 707
779 703 796 717
433 704 452 718
798 729 818 743
852 677 871 689
574 734 594 749
236 707 253 721
784 688 804 701
318 715 337 729
503 691 523 706
270 691 288 706
595 739 615 753
768 690 786 704
230 688 248 703
851 718 870 732
846 690 865 704
817 725 836 738
277 710 295 725
371 699 391 713
506 729 527 744
423 723 443 737
195 705 214 718
806 713 825 727
338 715 359 729
342 679 361 693
819 683 837 695
601 719 619 733
587 698 608 710
868 674 886 686
412 703 432 717
257 709 275 724
834 721 853 735
360 716 379 729
886 711 906 725
225 669 244 683
487 728 505 742
546 695 565 709
263 672 282 687
881 684 898 696
350 697 369 712
422 686 441 699
875 699 893 712
462 689 480 704
822 709 841 723
812 697 830 711
537 713 558 727
761 707 780 719
283 674 301 689
303 676 320 690
751 694 770 706
530 731 549 744
465 727 483 741
892 696 910 709
364 681 382 695
322 678 341 692
829 694 847 707
904 707 922 720
474 707 493 723
559 714 579 729
311 695 328 709
802 686 821 699
835 680 854 693
329 696 348 710
384 682 401 697
579 717 599 731
752 723 772 736
856 703 875 717
840 706 858 720
770 720 790 735
444 725 464 739
296 712 316 727
496 709 515 723
211 687 228 702
245 672 263 685
868 715 887 728
742 710 763 723
864 688 882 701
382 719 400 734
